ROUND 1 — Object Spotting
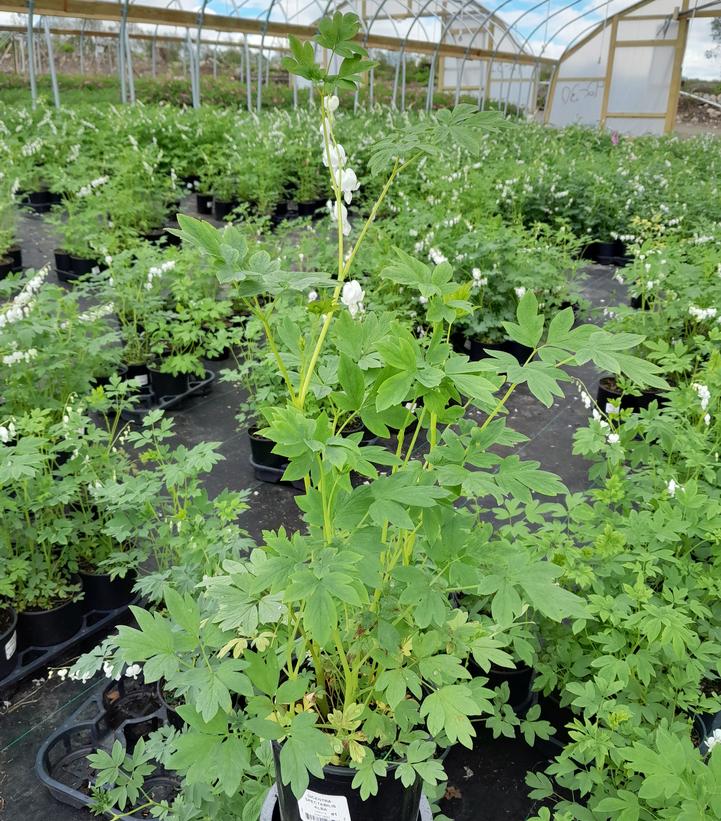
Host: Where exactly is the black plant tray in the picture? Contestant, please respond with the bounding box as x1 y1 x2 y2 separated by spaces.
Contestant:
36 677 180 817
250 458 305 490
260 784 432 820
120 370 215 420
0 598 139 694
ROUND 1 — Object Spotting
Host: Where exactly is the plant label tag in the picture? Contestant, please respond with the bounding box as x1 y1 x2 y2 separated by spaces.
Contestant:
5 630 16 660
91 266 100 275
464 339 471 351
135 374 149 387
297 790 351 821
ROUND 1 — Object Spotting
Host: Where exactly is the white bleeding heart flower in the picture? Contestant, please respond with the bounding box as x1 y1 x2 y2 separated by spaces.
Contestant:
339 168 360 205
327 200 352 237
341 280 365 318
322 142 346 171
323 95 339 114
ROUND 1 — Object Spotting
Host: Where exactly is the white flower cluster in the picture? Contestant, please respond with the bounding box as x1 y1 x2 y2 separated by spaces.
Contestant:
428 247 448 265
77 175 109 198
0 420 16 443
666 478 682 497
320 96 359 237
53 661 141 684
146 259 176 290
471 268 488 288
78 303 115 323
688 305 717 322
2 346 38 366
21 138 42 157
693 382 711 411
0 266 49 329
707 728 721 752
515 286 527 299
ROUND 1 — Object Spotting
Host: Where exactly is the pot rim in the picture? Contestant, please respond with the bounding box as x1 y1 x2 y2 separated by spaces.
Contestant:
19 577 81 617
271 738 450 776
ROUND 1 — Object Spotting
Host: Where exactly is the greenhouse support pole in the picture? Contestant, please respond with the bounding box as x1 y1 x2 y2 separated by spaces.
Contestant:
42 16 60 109
79 20 85 74
292 75 297 108
213 47 217 79
194 3 207 108
401 52 406 112
151 38 157 77
425 53 437 112
125 22 135 103
26 0 37 105
369 66 374 107
265 53 269 85
118 12 127 103
186 31 197 108
19 36 25 74
391 56 400 109
244 35 251 112
256 49 262 111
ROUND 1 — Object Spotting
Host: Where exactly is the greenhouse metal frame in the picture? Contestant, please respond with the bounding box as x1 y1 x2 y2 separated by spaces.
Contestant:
0 0 720 131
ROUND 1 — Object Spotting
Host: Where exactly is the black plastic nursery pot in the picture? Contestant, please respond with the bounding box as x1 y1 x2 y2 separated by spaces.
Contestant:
196 192 214 214
484 663 536 714
581 240 626 265
594 241 617 266
249 427 288 471
535 693 575 758
8 243 22 269
0 605 18 680
91 364 129 388
629 294 652 310
23 188 59 214
263 784 432 821
204 344 232 362
69 254 100 277
0 256 15 279
297 197 328 217
17 594 84 649
156 679 185 730
148 366 191 399
213 197 239 221
342 418 378 446
596 375 667 414
79 570 137 613
613 240 632 267
141 227 166 244
54 248 72 273
124 362 152 393
164 224 182 247
272 742 423 821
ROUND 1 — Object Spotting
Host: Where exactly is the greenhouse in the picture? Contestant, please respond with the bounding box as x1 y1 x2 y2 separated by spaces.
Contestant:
1 2 721 820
